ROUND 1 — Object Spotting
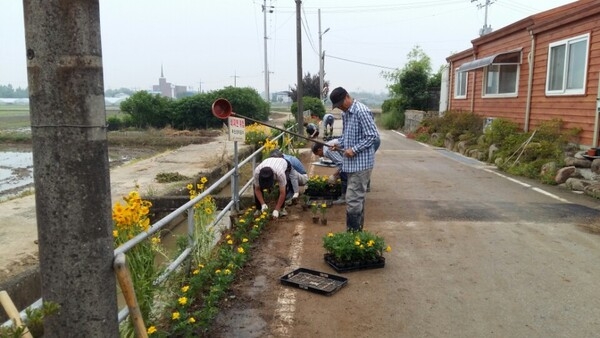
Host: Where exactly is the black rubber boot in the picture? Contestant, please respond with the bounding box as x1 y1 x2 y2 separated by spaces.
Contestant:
346 212 362 232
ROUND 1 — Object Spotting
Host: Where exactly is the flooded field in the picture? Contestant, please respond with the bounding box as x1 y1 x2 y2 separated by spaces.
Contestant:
0 150 34 201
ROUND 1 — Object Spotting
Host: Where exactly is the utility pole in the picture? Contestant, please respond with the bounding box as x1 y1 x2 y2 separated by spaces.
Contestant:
472 0 495 36
198 80 203 93
231 71 240 87
23 0 118 336
318 9 330 103
263 0 273 104
296 0 304 136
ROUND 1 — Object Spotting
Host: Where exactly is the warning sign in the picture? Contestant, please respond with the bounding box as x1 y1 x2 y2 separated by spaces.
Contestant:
228 116 245 142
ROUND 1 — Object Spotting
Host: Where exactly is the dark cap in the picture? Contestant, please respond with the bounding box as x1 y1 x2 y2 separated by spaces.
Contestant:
330 87 348 109
258 167 274 189
311 142 323 155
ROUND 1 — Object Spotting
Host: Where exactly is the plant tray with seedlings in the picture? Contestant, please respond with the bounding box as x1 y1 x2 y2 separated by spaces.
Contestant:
280 268 348 296
324 253 386 273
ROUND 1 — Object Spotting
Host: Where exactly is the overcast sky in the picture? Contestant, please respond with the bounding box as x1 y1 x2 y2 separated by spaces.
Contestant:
1 0 576 96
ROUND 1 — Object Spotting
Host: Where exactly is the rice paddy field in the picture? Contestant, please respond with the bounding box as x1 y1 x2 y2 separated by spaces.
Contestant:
0 106 122 130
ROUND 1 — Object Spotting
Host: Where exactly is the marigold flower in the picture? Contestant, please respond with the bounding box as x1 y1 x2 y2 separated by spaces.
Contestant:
178 297 187 305
151 237 160 245
201 177 208 184
321 203 327 208
242 238 248 243
181 285 190 293
172 312 180 320
113 230 118 238
224 269 232 275
367 240 375 247
188 317 196 323
239 219 246 224
192 269 200 275
237 247 245 254
186 183 193 190
327 232 334 237
386 245 392 252
198 263 204 268
355 240 360 246
215 269 221 274
147 326 157 334
227 239 233 245
205 207 213 214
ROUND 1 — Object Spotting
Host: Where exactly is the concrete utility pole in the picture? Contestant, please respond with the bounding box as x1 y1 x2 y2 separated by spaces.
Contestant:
472 0 495 36
296 0 304 136
23 1 119 336
263 0 273 104
318 9 330 103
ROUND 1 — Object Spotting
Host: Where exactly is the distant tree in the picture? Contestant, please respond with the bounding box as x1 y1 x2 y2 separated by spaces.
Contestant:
0 84 28 98
119 91 172 128
381 45 441 126
290 96 326 120
289 72 329 102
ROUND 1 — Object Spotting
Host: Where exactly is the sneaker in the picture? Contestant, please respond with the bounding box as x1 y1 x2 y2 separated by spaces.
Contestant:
332 197 345 205
279 208 288 216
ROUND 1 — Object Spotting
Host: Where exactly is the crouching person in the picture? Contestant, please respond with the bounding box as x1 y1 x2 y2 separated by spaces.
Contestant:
253 156 291 219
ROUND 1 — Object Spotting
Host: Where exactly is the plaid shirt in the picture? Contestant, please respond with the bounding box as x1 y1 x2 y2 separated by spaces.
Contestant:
337 99 379 173
324 139 344 171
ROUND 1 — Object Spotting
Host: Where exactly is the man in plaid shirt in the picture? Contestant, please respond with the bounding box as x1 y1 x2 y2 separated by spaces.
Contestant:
329 87 380 231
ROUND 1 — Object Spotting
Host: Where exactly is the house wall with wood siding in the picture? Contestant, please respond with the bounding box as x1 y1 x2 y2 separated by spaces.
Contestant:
446 0 600 147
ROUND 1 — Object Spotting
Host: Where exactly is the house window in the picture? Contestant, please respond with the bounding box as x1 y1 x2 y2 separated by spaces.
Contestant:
454 70 467 99
546 33 589 95
483 64 518 97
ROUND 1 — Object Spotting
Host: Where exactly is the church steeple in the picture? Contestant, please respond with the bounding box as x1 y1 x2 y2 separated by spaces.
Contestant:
160 64 164 78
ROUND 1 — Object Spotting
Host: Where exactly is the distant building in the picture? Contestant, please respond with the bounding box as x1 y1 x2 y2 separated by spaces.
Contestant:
152 65 189 98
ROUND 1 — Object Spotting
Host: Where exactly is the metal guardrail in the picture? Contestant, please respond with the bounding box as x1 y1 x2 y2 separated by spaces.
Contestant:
2 130 286 328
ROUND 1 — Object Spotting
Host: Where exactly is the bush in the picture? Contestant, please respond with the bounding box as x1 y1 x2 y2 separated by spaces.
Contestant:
290 96 325 120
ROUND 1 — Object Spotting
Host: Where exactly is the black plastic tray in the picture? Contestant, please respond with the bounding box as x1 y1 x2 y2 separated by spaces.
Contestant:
280 268 348 296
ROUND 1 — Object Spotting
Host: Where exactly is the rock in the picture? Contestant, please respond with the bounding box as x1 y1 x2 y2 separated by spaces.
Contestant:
555 166 578 184
565 178 594 191
583 182 600 199
591 159 600 174
564 156 592 168
488 144 499 161
541 162 557 176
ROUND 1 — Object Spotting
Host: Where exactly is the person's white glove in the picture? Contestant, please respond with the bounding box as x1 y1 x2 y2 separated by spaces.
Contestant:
292 192 299 199
261 204 268 212
327 174 337 184
272 210 279 219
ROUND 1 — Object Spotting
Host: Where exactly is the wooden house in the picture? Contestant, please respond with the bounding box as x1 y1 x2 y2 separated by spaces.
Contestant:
445 0 600 147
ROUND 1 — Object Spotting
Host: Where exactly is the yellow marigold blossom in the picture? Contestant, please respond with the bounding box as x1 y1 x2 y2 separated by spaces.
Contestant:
201 177 208 184
237 247 245 254
327 232 334 237
367 240 375 247
321 203 327 208
215 269 221 274
224 269 232 275
239 219 246 224
355 240 361 246
254 224 259 229
198 264 204 268
147 326 157 334
186 183 193 190
226 234 231 239
205 207 213 214
192 269 200 275
113 230 118 238
386 245 392 252
360 244 364 249
178 297 187 305
189 317 196 323
172 312 180 320
151 237 160 245
181 285 190 293
227 239 233 245
242 238 248 243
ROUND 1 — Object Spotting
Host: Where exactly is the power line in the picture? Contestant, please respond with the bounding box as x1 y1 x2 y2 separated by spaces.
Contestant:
326 54 396 70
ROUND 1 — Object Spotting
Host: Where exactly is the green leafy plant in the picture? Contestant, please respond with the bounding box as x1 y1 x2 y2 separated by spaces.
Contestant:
305 175 341 196
0 301 60 338
323 231 391 263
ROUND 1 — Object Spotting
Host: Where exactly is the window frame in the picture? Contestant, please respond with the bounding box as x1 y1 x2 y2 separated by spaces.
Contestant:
545 33 589 96
454 69 468 99
482 63 520 98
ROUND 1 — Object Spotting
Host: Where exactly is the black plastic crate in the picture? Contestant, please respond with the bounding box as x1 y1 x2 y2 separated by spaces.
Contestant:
280 268 348 296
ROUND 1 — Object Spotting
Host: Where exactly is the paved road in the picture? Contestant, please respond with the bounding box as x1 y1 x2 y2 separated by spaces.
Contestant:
211 128 600 338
